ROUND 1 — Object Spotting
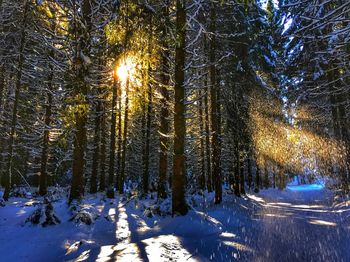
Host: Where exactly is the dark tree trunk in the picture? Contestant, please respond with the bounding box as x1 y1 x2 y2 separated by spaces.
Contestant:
172 0 188 216
239 155 245 195
0 66 5 184
116 83 122 190
119 77 129 194
198 89 206 190
39 11 56 196
209 4 221 204
142 29 153 195
0 66 4 111
39 81 53 196
264 160 269 188
157 25 170 199
247 157 252 189
157 0 171 200
90 100 101 194
99 104 107 191
142 77 152 194
3 1 29 201
255 165 260 193
69 0 92 203
204 83 212 192
107 79 118 198
234 145 240 196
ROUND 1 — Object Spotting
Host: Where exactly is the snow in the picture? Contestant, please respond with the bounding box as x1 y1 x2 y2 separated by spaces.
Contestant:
0 187 349 261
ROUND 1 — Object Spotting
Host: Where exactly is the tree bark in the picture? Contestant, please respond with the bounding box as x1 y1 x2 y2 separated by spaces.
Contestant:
38 79 53 196
39 8 56 196
209 4 221 204
119 77 129 194
204 82 212 192
198 89 206 190
99 103 107 191
142 26 153 195
107 78 118 198
3 1 29 201
69 0 92 203
172 0 188 216
90 100 101 194
116 81 122 190
158 0 170 199
239 155 245 195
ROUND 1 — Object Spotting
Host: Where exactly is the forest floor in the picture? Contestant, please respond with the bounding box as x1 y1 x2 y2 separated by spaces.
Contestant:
0 186 349 262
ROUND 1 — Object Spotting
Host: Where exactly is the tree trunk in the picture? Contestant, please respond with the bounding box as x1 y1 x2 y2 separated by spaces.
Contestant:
142 28 153 195
247 157 252 189
0 66 4 111
3 1 29 201
39 11 56 196
69 0 92 203
234 144 240 196
116 82 122 190
38 79 53 196
255 165 260 193
107 79 118 198
172 0 188 216
119 77 129 194
209 4 221 204
198 89 206 190
90 100 101 194
157 32 170 199
239 155 245 195
99 104 107 191
264 160 269 188
204 81 212 192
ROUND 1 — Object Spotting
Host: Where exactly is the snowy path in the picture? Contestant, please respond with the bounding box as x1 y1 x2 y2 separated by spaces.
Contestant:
1 188 349 262
247 189 350 262
97 188 350 262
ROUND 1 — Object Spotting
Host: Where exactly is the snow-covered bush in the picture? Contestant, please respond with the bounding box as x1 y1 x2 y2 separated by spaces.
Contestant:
143 198 172 217
25 198 60 226
10 187 32 198
0 198 5 207
69 202 99 225
46 186 67 201
0 190 4 207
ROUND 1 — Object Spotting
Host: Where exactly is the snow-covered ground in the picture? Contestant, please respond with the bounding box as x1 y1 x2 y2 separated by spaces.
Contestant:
0 186 349 262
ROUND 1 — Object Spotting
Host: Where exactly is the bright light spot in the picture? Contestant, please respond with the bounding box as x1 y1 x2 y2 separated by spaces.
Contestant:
287 184 324 192
220 232 237 238
309 219 337 227
75 250 90 261
116 57 136 83
265 213 288 218
144 235 195 261
96 245 115 262
108 208 116 216
247 194 266 204
16 209 26 216
222 241 253 252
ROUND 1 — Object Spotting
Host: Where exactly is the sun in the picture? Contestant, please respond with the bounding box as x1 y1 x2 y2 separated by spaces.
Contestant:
116 57 136 83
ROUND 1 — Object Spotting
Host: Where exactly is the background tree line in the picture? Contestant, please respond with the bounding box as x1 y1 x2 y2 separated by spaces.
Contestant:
0 0 349 214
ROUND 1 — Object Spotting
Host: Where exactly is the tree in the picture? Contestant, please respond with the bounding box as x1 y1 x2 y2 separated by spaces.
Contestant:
172 0 188 216
69 0 93 203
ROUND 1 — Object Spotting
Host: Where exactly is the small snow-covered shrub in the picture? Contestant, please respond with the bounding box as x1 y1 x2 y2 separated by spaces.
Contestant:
69 202 99 225
70 210 94 225
158 198 172 216
46 186 67 201
25 198 60 226
11 187 31 198
0 191 4 207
